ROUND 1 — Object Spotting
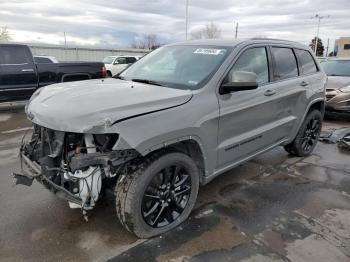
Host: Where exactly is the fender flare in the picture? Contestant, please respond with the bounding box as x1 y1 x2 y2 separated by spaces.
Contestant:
285 98 325 145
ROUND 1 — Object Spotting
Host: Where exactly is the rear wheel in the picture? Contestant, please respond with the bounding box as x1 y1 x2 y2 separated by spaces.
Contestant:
284 110 322 157
115 152 199 238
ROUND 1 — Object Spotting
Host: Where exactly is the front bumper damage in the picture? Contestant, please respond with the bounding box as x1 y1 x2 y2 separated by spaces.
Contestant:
14 151 83 207
13 125 139 217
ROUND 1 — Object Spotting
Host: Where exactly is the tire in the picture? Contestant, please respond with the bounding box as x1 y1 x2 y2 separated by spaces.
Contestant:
284 110 322 157
115 151 200 238
107 71 112 77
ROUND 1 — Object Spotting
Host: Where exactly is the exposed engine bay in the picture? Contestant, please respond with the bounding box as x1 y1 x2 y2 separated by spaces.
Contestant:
14 125 138 218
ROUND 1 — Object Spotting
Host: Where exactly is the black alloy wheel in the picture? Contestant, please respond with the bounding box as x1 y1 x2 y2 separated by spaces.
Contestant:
141 165 191 228
115 152 199 238
301 117 321 153
283 109 322 157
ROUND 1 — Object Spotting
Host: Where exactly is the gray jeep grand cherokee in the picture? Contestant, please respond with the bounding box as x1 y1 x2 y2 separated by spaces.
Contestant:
16 38 326 238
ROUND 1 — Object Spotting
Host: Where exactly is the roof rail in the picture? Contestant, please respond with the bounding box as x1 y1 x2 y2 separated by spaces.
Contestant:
250 37 294 42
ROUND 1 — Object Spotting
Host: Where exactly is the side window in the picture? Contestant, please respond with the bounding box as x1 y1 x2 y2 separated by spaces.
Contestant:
224 47 269 85
115 57 127 64
126 57 137 64
0 46 32 65
295 49 317 75
271 47 298 80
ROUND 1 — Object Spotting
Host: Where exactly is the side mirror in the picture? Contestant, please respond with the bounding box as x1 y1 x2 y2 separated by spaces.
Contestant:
219 71 258 95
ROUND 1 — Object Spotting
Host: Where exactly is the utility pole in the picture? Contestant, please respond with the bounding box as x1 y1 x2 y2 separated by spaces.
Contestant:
64 32 67 61
312 14 329 56
64 32 67 47
185 0 189 40
235 22 239 39
326 38 329 57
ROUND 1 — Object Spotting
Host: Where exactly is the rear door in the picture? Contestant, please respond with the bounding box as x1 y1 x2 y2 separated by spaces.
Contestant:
268 46 309 140
294 48 321 112
0 45 37 102
216 45 287 170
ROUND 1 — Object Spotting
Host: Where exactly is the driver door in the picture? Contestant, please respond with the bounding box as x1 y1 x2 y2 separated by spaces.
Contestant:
216 46 284 170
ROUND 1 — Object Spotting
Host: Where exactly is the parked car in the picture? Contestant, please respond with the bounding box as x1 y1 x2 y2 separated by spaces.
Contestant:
103 55 139 76
0 44 107 102
15 38 326 238
34 55 59 64
321 58 350 112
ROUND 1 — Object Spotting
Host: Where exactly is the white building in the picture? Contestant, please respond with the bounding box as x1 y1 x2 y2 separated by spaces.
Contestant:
27 43 149 62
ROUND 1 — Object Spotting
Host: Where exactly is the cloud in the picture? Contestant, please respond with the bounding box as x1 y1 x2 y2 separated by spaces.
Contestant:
0 0 349 51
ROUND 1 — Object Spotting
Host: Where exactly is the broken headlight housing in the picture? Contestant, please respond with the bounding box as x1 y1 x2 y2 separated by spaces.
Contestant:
340 85 350 93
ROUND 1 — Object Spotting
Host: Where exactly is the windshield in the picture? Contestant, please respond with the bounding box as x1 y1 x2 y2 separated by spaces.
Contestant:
321 60 350 76
103 56 116 64
120 45 232 89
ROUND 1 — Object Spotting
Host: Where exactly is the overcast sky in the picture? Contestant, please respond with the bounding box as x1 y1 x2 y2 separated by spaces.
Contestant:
0 0 349 51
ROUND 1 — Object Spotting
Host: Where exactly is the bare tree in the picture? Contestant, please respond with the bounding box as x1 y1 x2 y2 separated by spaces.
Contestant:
131 39 146 49
131 34 162 50
190 30 203 40
0 26 11 41
204 22 221 39
190 22 221 40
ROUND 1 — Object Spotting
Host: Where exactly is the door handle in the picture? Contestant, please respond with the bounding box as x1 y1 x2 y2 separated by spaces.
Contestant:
264 89 276 96
22 68 34 72
300 81 309 87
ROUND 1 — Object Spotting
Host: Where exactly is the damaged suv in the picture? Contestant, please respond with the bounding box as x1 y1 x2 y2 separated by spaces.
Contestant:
16 39 326 238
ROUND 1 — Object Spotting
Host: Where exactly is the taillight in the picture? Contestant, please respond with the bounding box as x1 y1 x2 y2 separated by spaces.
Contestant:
102 66 107 78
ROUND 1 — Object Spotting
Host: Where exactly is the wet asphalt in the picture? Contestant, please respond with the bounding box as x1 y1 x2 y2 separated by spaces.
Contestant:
0 106 350 262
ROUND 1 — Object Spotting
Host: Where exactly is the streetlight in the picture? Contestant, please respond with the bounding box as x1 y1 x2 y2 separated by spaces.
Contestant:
312 14 329 56
185 0 189 40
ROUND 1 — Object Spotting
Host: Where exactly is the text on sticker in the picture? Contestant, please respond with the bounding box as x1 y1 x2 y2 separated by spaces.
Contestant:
194 48 225 55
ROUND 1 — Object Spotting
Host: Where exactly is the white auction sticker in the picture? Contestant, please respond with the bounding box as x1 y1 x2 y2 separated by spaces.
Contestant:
194 48 225 55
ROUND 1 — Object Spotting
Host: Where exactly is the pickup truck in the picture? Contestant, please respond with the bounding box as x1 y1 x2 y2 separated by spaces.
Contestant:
0 43 106 102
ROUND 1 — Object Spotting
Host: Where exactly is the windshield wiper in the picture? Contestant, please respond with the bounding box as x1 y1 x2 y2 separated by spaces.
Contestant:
131 78 164 86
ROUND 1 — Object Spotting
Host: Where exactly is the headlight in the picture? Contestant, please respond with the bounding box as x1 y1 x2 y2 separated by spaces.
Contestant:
340 85 350 93
29 87 43 103
25 88 44 116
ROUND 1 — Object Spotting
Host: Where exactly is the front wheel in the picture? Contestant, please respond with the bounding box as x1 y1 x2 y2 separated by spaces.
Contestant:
284 110 322 157
115 152 199 238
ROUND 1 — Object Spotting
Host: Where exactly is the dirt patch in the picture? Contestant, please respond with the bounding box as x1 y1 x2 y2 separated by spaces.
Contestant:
257 230 286 256
156 217 244 262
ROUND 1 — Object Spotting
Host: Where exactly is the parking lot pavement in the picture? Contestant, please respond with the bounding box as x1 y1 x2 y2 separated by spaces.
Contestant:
0 108 350 262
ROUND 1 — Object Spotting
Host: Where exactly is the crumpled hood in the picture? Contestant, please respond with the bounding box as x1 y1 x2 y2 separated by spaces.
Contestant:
26 78 192 133
326 76 350 90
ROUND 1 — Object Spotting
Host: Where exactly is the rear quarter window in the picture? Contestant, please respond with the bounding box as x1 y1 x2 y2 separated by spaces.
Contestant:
126 57 137 64
271 47 298 80
34 57 53 64
295 49 318 75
